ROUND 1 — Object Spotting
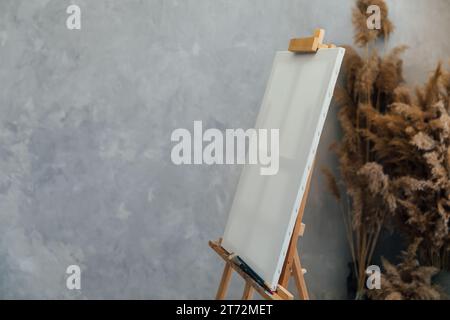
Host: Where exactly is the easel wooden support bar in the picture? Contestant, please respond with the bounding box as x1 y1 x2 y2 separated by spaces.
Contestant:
209 239 292 300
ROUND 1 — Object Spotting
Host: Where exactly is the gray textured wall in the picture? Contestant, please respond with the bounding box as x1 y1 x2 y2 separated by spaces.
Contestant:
0 0 448 299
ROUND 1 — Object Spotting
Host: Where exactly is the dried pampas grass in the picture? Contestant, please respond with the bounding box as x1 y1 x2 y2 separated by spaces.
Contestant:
368 239 443 300
324 0 450 299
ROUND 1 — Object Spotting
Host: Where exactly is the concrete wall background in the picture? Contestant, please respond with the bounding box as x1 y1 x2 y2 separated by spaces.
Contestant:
0 0 448 299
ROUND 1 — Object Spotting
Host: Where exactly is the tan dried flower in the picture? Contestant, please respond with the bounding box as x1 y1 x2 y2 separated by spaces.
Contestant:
376 46 408 94
355 51 380 101
411 132 436 151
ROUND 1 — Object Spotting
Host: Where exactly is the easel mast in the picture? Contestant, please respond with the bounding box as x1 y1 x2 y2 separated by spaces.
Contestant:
209 29 335 300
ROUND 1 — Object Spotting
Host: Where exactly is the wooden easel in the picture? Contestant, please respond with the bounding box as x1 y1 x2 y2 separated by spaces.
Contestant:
209 165 313 300
209 29 334 300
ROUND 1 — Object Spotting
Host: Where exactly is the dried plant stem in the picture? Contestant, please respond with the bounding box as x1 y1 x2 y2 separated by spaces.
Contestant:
365 43 372 163
354 219 383 298
342 195 359 279
368 222 382 263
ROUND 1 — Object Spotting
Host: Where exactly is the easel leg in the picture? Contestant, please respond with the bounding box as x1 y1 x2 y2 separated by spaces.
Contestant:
216 263 233 300
279 257 292 288
242 282 254 300
292 252 309 300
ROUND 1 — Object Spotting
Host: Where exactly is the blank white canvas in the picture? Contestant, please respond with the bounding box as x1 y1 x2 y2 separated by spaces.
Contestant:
222 48 345 291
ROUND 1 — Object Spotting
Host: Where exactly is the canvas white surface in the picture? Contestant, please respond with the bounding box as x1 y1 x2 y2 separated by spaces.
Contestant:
222 48 345 290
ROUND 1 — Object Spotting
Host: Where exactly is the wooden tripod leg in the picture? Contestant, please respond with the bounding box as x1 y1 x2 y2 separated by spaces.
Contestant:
242 282 254 300
216 263 233 300
292 252 309 300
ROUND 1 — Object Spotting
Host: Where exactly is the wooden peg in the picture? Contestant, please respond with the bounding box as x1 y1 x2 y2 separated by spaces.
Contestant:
299 223 306 237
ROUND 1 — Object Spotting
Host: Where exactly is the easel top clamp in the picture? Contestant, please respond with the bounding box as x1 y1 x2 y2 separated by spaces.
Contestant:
209 28 335 300
289 28 336 53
